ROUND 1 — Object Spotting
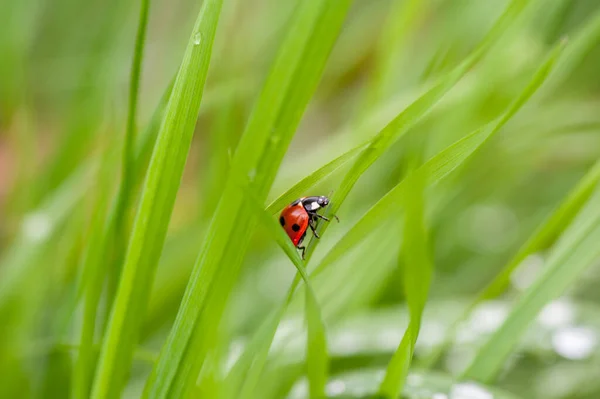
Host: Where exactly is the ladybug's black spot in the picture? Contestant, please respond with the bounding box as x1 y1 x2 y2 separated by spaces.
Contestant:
292 223 301 232
279 216 285 226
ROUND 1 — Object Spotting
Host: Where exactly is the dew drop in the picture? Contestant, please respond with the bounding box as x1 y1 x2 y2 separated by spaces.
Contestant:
193 32 202 45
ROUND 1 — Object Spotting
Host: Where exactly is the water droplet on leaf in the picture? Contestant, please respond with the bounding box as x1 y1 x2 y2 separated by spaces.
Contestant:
193 32 202 45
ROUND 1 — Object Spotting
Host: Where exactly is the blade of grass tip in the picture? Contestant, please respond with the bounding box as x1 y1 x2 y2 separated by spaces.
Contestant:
379 169 432 399
72 142 118 399
143 1 352 397
303 0 534 263
266 142 368 214
244 185 328 399
110 0 151 300
421 159 600 369
90 1 224 397
462 185 600 383
312 39 566 280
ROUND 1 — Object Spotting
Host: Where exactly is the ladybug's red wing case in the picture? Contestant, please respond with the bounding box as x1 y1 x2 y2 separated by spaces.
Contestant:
279 204 309 246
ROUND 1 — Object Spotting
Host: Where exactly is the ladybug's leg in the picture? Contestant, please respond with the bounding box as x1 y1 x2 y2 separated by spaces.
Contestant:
308 220 320 239
312 213 340 223
298 246 306 260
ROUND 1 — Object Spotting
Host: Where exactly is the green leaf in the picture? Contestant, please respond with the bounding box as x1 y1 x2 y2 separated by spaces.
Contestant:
90 1 225 397
72 144 117 399
143 1 353 397
312 40 565 279
243 186 328 399
303 0 534 263
266 142 367 214
421 159 600 368
462 185 600 382
379 171 432 398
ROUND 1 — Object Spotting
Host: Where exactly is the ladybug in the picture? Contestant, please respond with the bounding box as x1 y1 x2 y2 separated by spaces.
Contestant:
279 196 339 259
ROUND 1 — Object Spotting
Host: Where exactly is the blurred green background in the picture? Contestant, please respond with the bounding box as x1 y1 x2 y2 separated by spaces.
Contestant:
2 0 600 398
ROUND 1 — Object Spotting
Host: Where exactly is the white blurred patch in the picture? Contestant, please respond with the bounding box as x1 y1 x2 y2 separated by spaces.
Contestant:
510 254 544 291
538 299 575 329
326 380 346 396
552 326 598 360
450 382 494 399
470 301 509 334
21 212 52 242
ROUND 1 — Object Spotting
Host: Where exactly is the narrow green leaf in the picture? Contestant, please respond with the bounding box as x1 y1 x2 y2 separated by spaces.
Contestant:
421 159 600 368
462 185 600 382
72 144 117 399
266 142 367 214
144 1 353 397
110 0 152 307
303 0 533 263
312 40 565 278
379 171 432 399
90 1 224 397
244 185 328 399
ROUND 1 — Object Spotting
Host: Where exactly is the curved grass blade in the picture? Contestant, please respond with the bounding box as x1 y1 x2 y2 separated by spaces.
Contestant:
312 40 566 279
143 2 353 397
90 1 225 397
462 185 600 382
421 158 600 368
242 185 328 399
303 0 534 263
378 171 432 399
266 142 367 214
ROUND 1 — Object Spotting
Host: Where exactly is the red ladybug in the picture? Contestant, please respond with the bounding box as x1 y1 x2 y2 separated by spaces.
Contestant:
279 196 339 259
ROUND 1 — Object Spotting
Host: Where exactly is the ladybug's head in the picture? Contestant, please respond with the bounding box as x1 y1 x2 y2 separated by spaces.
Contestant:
317 196 330 207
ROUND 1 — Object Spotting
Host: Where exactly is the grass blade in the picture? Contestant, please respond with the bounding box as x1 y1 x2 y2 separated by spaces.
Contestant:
110 0 152 304
421 159 600 368
378 171 432 398
143 2 353 397
462 185 600 382
244 186 328 399
303 0 533 263
266 142 367 214
72 143 117 399
90 1 224 397
312 39 565 278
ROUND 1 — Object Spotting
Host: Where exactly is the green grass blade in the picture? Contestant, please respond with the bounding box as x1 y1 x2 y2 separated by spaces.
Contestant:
378 171 432 398
303 0 533 263
90 1 224 397
72 144 117 399
266 142 367 214
0 166 93 307
110 0 152 306
421 158 600 368
313 40 565 278
462 185 600 382
143 2 353 397
244 185 328 399
479 160 600 300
